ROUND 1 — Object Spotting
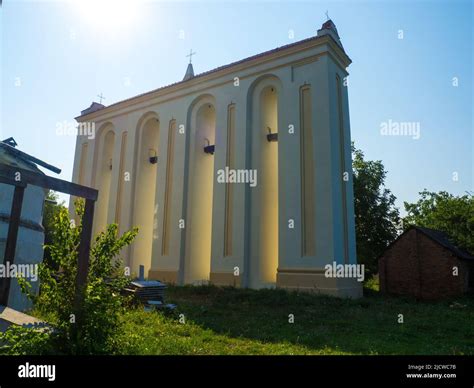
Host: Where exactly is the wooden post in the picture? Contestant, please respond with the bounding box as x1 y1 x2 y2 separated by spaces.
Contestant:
0 185 25 306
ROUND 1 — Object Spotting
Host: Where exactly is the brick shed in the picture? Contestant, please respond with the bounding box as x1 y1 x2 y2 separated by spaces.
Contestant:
379 226 474 300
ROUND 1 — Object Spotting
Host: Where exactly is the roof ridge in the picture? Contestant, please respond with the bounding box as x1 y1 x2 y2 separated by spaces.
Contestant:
78 33 347 118
413 226 474 260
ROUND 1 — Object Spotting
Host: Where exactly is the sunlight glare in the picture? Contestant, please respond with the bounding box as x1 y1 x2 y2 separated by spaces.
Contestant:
73 0 140 34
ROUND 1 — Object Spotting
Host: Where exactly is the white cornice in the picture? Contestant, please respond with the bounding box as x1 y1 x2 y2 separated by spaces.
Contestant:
76 35 351 123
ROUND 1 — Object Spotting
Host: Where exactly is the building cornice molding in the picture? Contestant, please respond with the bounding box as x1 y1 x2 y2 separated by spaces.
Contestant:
76 35 350 123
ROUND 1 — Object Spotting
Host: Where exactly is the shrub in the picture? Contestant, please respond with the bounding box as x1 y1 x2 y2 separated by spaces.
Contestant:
0 200 138 355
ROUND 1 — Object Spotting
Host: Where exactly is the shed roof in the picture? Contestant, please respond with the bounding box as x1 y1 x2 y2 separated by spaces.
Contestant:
0 138 61 174
381 226 474 261
414 226 474 261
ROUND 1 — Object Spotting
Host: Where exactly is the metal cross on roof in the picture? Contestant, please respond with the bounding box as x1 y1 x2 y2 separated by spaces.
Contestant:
325 10 330 20
97 93 105 104
186 49 196 64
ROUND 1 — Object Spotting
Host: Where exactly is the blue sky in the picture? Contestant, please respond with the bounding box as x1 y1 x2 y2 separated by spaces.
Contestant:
1 0 472 213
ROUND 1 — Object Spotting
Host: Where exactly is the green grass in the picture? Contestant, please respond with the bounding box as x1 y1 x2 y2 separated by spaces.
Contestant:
116 285 474 355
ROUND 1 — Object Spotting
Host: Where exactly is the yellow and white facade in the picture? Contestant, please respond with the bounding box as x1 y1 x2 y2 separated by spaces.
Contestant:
71 20 362 297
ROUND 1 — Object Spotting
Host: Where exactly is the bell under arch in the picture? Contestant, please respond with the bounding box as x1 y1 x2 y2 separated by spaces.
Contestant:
246 75 282 289
182 95 216 284
130 113 160 275
93 123 115 235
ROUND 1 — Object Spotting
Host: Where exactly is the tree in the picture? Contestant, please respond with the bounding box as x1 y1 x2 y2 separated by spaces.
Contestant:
404 190 474 253
0 200 138 355
352 144 400 276
42 191 66 267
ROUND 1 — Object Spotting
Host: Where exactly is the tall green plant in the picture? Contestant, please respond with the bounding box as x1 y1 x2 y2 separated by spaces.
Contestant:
1 200 138 355
42 191 66 268
352 144 401 276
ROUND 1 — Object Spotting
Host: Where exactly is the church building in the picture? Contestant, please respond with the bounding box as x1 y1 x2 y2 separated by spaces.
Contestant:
71 19 362 298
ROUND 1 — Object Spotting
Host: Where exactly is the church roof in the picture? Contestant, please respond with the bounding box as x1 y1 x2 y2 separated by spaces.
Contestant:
77 27 350 119
317 19 343 49
81 102 106 116
183 62 195 81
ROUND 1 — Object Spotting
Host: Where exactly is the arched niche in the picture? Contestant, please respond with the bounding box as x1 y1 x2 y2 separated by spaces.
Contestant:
131 113 160 275
246 75 282 288
93 123 115 234
183 95 216 284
